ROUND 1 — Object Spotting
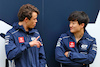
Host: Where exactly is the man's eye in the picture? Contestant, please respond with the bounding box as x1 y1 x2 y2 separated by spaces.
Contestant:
72 22 75 24
34 18 37 20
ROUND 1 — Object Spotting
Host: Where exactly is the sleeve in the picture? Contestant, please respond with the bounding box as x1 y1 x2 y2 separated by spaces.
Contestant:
68 39 97 64
5 31 31 60
39 36 46 67
55 36 83 65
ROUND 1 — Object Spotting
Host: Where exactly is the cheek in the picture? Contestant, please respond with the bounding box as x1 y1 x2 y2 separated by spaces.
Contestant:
32 20 35 23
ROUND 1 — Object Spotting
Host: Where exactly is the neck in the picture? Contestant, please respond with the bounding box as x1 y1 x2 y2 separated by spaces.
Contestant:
18 22 29 32
74 29 84 42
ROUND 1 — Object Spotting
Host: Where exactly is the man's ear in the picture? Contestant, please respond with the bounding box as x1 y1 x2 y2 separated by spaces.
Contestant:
24 17 28 22
81 23 85 28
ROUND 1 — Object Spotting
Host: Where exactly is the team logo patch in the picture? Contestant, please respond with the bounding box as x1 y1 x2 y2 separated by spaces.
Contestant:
69 42 75 48
31 37 36 41
81 44 88 50
18 37 25 43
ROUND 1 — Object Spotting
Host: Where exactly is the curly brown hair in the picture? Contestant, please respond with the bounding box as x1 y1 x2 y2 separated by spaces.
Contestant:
18 4 40 21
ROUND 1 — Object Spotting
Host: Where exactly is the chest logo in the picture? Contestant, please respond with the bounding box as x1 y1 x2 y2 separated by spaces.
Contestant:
81 44 88 50
69 42 75 48
31 37 36 41
18 37 25 43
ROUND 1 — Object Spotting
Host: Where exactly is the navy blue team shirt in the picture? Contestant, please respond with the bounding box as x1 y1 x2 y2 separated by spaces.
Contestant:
55 30 97 67
5 22 46 67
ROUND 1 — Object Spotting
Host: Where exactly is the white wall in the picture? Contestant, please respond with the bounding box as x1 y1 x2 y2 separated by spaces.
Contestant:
86 10 100 67
0 21 12 67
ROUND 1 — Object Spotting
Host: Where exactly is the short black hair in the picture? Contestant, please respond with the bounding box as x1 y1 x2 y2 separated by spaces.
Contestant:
68 11 89 28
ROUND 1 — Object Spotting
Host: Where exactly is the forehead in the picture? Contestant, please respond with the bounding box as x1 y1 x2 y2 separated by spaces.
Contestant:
31 12 38 18
70 20 78 23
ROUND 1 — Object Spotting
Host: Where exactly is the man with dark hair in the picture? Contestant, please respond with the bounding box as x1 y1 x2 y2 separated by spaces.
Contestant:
55 11 97 67
5 4 46 67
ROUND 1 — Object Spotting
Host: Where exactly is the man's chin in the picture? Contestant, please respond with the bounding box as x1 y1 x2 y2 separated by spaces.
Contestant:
29 27 35 29
70 30 74 33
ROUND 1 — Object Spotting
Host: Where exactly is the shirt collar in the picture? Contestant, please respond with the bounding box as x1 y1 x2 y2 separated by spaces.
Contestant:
67 30 90 41
81 30 90 39
13 22 37 34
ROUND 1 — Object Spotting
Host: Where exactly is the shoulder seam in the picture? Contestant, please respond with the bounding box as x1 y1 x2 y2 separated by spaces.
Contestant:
11 29 19 34
86 38 94 41
62 36 70 39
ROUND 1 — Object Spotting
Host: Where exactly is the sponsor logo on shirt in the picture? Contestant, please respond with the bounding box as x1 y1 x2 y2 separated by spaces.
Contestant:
81 44 88 50
18 37 25 43
69 42 75 48
31 37 36 41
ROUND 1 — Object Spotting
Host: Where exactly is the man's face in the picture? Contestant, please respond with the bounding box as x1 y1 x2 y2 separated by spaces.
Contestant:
26 12 38 29
69 20 84 33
